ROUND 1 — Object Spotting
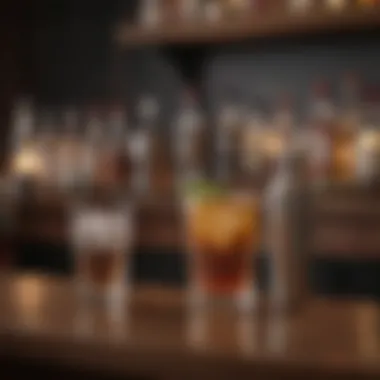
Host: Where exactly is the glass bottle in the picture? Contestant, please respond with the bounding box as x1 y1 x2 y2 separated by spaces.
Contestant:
130 96 159 195
174 90 205 188
104 105 129 190
306 81 336 186
55 108 82 191
9 99 45 184
356 87 380 185
332 73 361 183
82 108 104 188
215 104 242 186
240 111 267 188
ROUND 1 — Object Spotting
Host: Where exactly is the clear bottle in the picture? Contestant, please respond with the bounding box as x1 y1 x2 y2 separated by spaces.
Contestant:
56 107 81 190
8 99 45 183
265 144 310 312
215 104 242 186
240 109 270 189
9 98 35 157
306 81 336 186
174 90 205 187
130 96 159 195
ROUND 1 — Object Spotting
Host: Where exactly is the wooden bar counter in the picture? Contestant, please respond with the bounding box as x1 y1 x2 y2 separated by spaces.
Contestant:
0 273 380 379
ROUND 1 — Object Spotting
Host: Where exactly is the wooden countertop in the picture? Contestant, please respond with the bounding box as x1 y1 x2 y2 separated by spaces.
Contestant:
1 273 380 379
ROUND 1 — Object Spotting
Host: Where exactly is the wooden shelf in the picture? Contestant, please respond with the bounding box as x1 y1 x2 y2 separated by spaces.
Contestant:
116 8 380 47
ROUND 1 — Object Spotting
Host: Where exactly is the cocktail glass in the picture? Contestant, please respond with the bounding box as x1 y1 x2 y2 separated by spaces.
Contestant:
184 189 260 312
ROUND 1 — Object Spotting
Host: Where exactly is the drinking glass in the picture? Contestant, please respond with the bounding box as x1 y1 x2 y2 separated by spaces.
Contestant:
70 193 133 307
183 189 261 312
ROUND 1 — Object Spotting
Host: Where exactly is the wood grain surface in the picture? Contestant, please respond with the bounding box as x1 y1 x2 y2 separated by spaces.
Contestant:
1 273 380 379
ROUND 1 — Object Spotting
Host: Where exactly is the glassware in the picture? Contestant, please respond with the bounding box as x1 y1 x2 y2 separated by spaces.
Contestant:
8 99 45 184
215 104 242 185
331 73 361 183
70 191 133 307
306 81 336 186
132 96 160 195
174 91 205 188
183 186 261 312
355 89 380 184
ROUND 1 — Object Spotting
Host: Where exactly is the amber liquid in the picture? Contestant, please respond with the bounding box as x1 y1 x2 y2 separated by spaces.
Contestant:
329 129 357 182
193 244 253 294
187 197 259 295
77 249 124 289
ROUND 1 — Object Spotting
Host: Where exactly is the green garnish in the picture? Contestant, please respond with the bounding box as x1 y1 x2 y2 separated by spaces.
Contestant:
183 179 227 199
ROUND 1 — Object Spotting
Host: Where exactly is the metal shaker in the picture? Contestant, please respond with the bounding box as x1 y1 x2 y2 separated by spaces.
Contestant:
265 146 310 312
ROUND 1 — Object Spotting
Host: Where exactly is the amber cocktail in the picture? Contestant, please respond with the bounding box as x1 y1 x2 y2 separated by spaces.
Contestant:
184 189 260 311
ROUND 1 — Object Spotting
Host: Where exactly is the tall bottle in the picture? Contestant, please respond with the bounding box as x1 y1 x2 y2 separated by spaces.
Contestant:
306 81 336 186
82 107 104 187
265 145 310 312
55 108 81 190
356 86 380 184
130 96 159 195
174 89 205 187
332 72 361 182
9 99 35 157
215 103 242 186
105 105 128 189
8 99 44 182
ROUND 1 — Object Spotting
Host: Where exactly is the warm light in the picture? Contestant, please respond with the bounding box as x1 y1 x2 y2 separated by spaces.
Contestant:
357 130 380 152
11 146 46 178
12 276 46 327
262 131 286 159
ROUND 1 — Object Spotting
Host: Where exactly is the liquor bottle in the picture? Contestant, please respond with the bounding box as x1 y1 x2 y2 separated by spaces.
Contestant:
55 108 82 190
9 99 35 156
215 104 241 185
240 111 267 186
265 145 310 312
36 109 58 186
130 96 159 195
9 99 45 183
356 87 380 184
332 73 361 182
174 89 205 187
98 105 128 190
306 81 336 186
82 108 104 187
